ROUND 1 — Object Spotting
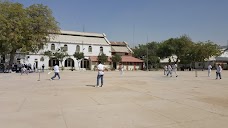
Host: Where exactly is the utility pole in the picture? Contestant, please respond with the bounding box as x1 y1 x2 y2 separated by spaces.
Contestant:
147 47 148 71
146 35 149 71
82 41 84 70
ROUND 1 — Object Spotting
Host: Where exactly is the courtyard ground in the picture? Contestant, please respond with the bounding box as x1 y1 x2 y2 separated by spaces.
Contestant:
0 70 228 128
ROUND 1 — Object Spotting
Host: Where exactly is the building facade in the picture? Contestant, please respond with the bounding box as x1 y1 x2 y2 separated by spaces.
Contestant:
110 41 143 70
17 30 112 70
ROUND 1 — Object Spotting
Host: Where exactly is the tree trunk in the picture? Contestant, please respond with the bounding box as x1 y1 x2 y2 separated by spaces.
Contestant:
9 50 16 66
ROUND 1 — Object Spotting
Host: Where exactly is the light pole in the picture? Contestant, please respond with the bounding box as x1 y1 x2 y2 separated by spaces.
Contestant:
146 35 149 71
147 47 148 71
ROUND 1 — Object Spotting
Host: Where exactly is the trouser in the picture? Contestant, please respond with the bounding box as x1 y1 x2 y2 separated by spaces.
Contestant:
167 70 172 76
173 70 178 76
51 72 60 79
97 75 104 86
164 70 167 75
216 72 221 79
208 70 211 77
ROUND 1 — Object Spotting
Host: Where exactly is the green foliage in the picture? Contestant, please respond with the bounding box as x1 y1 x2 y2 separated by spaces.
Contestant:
0 1 59 64
73 52 84 60
157 35 194 63
44 47 68 67
98 53 108 64
44 50 53 58
133 42 160 69
111 54 122 63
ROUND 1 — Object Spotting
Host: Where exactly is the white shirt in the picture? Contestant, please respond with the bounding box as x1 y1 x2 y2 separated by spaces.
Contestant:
54 65 59 73
216 65 222 73
168 65 172 71
172 64 177 70
208 65 212 70
164 65 168 70
97 63 104 75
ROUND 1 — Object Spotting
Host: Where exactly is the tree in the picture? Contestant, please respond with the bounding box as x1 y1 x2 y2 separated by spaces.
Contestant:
98 53 108 64
53 48 68 69
111 54 122 69
157 35 194 63
133 42 160 69
44 47 68 70
73 52 84 70
0 1 59 66
185 41 221 69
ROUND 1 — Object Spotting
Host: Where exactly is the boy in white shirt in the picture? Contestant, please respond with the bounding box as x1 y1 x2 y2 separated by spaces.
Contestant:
50 64 60 80
97 61 105 87
172 63 178 77
216 64 222 79
208 64 212 77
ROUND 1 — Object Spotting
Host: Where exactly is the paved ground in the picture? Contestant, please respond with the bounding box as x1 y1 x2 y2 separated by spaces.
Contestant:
0 70 228 128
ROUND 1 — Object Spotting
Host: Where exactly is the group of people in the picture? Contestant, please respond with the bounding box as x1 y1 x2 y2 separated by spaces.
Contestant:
208 64 222 79
164 63 223 79
164 63 178 77
49 62 223 87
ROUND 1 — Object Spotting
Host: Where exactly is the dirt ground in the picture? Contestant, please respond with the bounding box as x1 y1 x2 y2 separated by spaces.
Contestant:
0 70 228 128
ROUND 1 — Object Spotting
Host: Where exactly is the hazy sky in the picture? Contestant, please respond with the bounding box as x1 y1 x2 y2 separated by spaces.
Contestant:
11 0 228 46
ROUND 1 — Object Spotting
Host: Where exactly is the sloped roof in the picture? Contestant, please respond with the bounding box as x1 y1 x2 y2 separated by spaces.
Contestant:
111 46 130 53
110 41 126 46
89 56 112 62
50 30 110 45
121 56 143 63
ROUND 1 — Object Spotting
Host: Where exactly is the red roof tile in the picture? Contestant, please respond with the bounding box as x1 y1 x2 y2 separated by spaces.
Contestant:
89 56 112 62
121 56 143 63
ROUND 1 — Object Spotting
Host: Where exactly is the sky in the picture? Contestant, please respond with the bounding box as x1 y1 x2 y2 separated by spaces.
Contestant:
10 0 228 47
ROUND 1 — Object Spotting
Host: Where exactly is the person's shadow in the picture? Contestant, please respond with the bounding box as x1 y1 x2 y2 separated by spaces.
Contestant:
86 85 96 87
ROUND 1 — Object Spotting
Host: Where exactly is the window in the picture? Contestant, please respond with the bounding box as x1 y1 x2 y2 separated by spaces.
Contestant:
88 46 92 52
76 45 80 52
64 44 68 51
51 44 55 50
100 46 103 53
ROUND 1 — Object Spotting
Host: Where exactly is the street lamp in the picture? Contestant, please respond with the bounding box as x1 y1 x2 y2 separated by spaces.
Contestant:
147 47 148 71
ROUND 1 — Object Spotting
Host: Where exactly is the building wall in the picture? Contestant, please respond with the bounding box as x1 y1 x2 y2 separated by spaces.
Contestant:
20 42 112 70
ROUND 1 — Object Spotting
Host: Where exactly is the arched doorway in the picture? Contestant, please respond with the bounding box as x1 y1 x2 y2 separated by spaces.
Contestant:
49 58 59 67
81 58 90 69
64 58 75 67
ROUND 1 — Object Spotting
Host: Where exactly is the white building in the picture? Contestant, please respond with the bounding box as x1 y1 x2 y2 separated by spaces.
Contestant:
18 30 112 70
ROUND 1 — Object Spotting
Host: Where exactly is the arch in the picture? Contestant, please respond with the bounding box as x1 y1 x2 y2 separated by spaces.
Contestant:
81 58 90 69
64 58 75 67
49 58 59 67
51 44 55 50
76 45 80 52
88 46 92 52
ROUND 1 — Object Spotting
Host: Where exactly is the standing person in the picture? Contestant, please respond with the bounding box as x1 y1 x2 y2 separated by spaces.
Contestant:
50 64 60 80
33 63 36 72
167 64 172 77
97 61 105 87
216 64 222 79
120 63 124 76
208 64 212 77
172 63 178 77
164 65 168 75
42 64 45 72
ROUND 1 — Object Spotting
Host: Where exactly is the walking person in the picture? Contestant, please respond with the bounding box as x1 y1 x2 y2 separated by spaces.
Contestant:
172 63 178 77
120 63 124 76
50 64 60 80
164 65 168 75
96 61 105 87
216 64 222 79
167 64 172 77
208 64 212 77
42 64 45 72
